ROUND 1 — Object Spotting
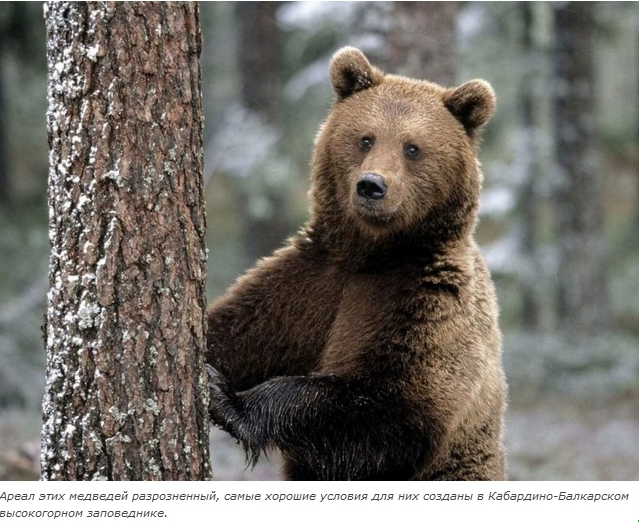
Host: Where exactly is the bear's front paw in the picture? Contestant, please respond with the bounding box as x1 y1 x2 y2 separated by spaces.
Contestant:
206 364 227 396
205 365 267 466
206 365 242 433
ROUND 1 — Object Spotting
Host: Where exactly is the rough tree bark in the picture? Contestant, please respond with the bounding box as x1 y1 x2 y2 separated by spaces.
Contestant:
387 1 457 85
552 3 610 336
42 2 210 480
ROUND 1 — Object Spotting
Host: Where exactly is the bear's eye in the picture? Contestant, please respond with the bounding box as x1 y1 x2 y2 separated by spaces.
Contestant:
360 136 374 152
404 144 420 159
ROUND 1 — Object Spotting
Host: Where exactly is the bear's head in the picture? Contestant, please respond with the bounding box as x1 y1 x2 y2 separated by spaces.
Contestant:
309 47 495 253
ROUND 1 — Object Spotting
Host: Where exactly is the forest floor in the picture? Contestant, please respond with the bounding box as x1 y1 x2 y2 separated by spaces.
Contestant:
505 394 639 480
2 390 637 481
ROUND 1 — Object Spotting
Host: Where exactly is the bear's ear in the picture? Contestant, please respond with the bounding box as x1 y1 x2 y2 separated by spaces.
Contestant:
443 80 496 137
329 47 383 100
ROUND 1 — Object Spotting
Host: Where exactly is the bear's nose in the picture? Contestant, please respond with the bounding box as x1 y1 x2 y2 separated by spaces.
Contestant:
356 173 387 200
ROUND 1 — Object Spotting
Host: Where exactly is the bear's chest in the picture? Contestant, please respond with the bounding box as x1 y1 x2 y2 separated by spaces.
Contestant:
318 272 415 375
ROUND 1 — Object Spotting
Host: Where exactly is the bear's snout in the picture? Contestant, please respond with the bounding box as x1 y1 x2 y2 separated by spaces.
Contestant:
356 173 387 200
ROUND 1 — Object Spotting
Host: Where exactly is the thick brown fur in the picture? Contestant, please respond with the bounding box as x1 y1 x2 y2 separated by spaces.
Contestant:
207 47 506 481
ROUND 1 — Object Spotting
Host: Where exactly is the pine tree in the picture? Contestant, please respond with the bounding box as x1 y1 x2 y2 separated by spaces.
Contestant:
42 2 210 480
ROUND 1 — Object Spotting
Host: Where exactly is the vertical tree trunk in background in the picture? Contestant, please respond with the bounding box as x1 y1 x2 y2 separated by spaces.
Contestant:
42 2 210 480
236 1 291 266
0 68 9 205
0 3 47 206
636 14 639 239
552 3 610 336
518 2 541 330
237 2 282 126
387 1 457 85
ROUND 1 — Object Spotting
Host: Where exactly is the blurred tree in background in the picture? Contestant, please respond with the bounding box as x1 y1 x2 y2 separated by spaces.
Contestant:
552 3 610 337
0 3 47 206
235 1 294 266
516 2 543 331
1 1 638 481
387 1 457 84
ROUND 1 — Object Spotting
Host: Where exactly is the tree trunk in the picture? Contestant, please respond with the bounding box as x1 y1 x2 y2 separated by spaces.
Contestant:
518 2 542 330
387 1 457 85
636 12 639 239
235 1 292 267
552 3 610 336
41 2 210 481
237 1 282 127
0 65 9 205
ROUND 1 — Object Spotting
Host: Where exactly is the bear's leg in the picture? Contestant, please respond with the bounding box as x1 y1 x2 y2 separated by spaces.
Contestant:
206 243 342 391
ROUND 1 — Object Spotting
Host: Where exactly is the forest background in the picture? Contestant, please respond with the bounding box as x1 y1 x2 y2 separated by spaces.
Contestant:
1 1 638 480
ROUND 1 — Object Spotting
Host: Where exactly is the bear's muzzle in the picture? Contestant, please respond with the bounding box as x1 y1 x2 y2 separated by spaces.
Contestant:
356 173 387 200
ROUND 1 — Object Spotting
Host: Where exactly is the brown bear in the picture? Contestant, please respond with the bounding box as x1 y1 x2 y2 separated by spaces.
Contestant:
206 46 507 481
